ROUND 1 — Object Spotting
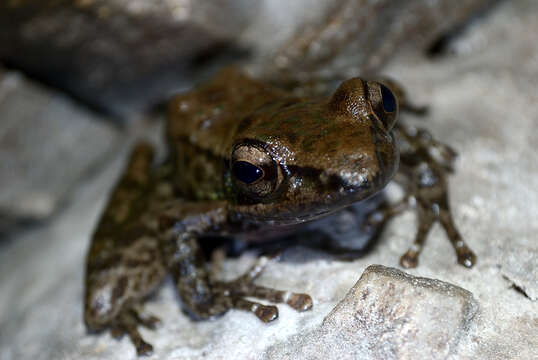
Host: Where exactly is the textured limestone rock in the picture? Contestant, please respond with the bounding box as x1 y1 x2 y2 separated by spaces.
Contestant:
0 69 120 233
266 265 478 360
0 0 256 116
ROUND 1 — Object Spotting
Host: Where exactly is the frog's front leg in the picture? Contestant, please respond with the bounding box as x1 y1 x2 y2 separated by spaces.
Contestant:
213 254 313 318
158 205 313 322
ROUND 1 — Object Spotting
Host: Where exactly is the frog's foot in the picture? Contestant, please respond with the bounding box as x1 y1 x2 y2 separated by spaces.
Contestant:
399 201 476 268
436 209 477 268
214 255 313 322
110 307 161 356
365 194 476 269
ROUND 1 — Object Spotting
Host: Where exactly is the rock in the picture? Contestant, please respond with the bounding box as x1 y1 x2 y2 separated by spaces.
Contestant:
249 0 495 79
0 69 120 233
498 240 538 301
0 0 256 116
266 265 478 360
0 0 493 117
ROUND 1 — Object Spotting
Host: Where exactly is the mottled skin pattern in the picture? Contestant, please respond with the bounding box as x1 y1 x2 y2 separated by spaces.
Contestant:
84 68 475 355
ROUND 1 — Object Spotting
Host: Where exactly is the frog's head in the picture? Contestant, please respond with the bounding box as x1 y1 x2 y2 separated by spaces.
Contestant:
229 78 399 224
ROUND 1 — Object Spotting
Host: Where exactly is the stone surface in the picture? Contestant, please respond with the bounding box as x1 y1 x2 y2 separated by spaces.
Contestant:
1 1 537 360
498 241 538 301
266 265 478 360
0 69 120 233
0 0 256 116
0 0 492 116
247 0 494 80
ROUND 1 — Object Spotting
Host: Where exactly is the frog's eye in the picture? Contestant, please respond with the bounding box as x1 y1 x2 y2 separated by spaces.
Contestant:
366 80 398 131
232 161 264 184
231 143 283 198
380 83 396 113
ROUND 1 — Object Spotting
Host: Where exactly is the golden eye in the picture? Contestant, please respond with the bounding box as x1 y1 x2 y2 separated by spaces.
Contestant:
231 143 283 198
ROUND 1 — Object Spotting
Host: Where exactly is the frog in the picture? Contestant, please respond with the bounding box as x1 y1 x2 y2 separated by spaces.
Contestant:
84 68 476 356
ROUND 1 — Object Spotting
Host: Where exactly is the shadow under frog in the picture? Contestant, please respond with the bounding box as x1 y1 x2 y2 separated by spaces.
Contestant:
84 68 476 355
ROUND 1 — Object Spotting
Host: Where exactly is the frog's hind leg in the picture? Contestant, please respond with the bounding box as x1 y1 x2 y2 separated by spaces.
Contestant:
398 201 436 268
365 175 476 268
399 191 476 268
85 142 169 356
365 121 477 268
437 203 476 268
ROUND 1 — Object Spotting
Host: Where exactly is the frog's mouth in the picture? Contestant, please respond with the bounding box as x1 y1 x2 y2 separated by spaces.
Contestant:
263 208 336 225
235 182 383 226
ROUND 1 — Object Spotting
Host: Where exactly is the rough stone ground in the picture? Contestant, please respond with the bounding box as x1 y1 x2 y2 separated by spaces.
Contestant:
0 1 537 359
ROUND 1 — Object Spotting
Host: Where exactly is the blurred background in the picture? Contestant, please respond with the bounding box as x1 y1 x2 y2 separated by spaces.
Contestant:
0 1 536 359
0 0 499 234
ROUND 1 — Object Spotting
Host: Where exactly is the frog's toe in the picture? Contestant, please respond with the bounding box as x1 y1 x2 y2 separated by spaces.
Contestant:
111 308 156 356
399 249 419 269
247 285 313 312
109 324 154 356
133 338 154 357
213 256 313 318
456 245 477 268
231 297 279 322
285 292 313 312
216 280 313 316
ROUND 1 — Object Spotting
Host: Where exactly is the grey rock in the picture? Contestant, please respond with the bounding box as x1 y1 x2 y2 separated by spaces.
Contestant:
248 0 495 79
0 0 257 116
267 265 478 360
0 0 492 117
0 69 120 232
498 240 538 301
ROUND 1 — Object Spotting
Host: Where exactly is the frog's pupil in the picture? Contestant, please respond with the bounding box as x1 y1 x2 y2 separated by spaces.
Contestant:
233 161 263 184
380 84 396 113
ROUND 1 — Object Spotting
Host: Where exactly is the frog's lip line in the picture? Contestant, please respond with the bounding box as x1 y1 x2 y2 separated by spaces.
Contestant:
250 209 334 225
242 180 383 225
246 199 361 224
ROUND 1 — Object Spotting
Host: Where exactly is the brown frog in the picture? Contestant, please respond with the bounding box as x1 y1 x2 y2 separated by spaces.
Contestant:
84 68 476 355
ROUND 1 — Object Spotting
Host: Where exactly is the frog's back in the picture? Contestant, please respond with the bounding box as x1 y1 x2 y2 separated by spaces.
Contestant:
167 68 288 200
